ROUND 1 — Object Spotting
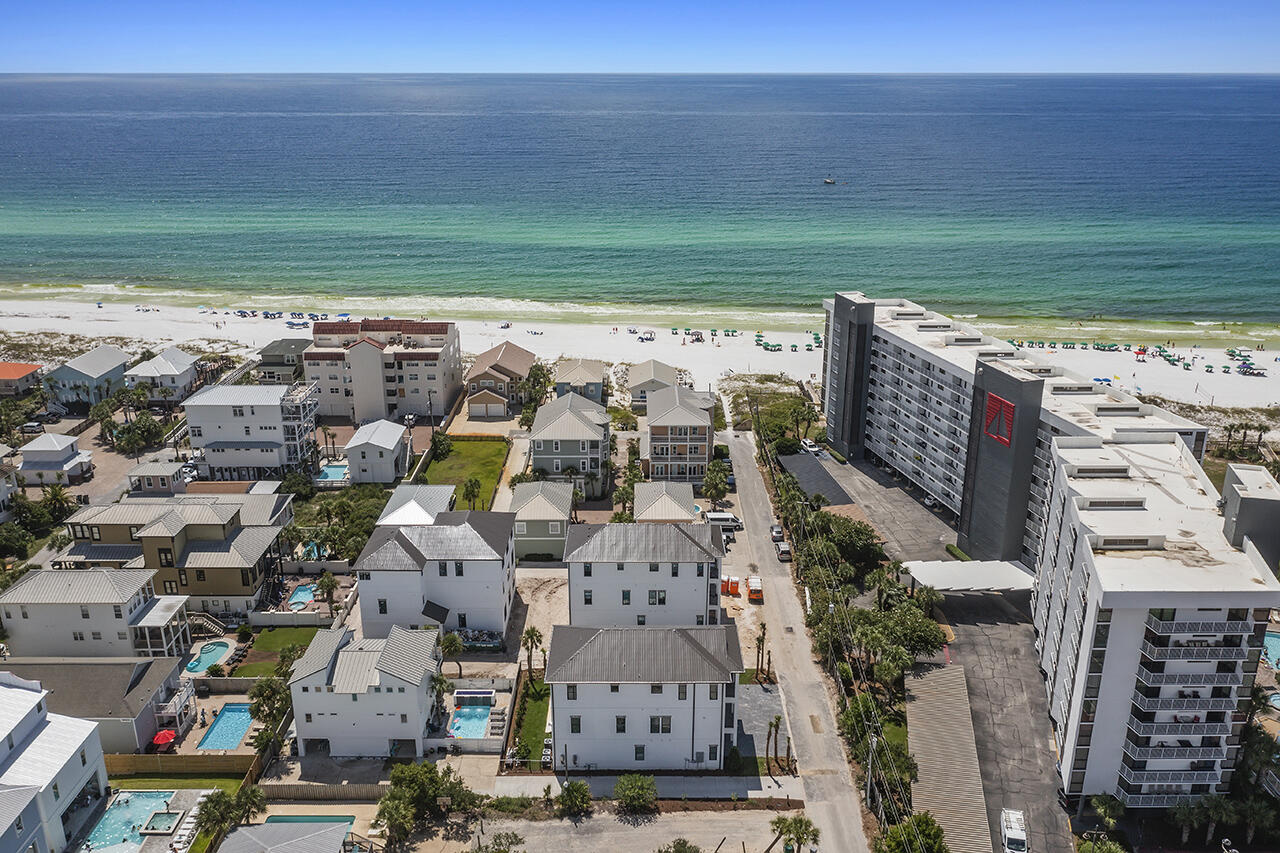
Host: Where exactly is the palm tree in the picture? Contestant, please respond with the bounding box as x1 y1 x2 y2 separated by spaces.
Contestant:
584 471 599 498
440 631 464 677
41 484 74 519
430 672 453 715
771 714 783 771
376 793 415 850
316 570 339 616
193 790 236 837
912 584 943 617
232 785 266 824
273 643 306 678
1090 794 1124 832
158 385 175 414
462 476 482 510
1238 794 1276 845
521 626 543 675
1199 793 1237 845
320 425 335 459
1168 801 1203 846
769 815 819 851
614 483 634 515
571 488 585 523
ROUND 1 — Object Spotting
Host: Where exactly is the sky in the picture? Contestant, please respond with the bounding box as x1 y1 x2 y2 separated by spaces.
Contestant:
2 0 1278 73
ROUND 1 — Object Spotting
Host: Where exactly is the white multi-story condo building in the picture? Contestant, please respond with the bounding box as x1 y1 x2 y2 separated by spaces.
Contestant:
185 383 319 480
289 625 441 758
822 293 1205 564
546 624 744 771
565 523 724 627
0 672 109 853
303 319 462 423
0 568 191 658
1032 434 1280 809
356 511 516 638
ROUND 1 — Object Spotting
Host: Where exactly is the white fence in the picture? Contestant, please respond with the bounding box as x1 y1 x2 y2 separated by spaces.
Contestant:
248 610 337 628
281 560 351 575
451 677 515 692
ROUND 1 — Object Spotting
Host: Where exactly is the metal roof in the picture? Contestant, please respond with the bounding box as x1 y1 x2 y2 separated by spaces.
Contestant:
376 485 456 526
0 784 39 834
0 568 154 605
129 460 184 478
358 511 513 570
59 344 131 379
554 358 606 386
291 626 438 690
905 559 1035 592
219 822 349 853
185 384 291 407
132 595 189 627
203 439 284 450
627 359 677 391
546 625 743 684
564 522 722 563
378 626 440 685
178 524 281 568
0 678 99 789
2 657 182 720
125 347 199 379
530 392 610 442
345 419 407 451
511 481 574 521
633 482 698 523
288 626 351 685
645 386 714 427
19 433 78 453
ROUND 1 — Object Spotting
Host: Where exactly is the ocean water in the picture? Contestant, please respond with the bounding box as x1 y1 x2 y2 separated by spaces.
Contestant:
0 74 1277 325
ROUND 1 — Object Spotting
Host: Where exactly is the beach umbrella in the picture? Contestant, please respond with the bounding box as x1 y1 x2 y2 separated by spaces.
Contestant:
153 729 177 746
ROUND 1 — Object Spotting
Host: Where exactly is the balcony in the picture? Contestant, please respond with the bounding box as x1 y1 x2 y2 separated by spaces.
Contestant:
1130 690 1240 713
1136 666 1243 686
1115 790 1198 808
1145 614 1253 635
1122 741 1227 761
1140 640 1252 661
1128 721 1232 737
1118 765 1220 785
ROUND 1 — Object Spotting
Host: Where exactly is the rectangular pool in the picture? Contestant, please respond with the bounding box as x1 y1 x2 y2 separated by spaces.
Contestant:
1265 631 1280 668
317 463 349 482
448 705 492 739
198 703 253 750
82 791 175 853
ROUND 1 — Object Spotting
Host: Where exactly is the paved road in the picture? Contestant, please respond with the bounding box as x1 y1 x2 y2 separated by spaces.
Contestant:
723 418 868 853
817 456 956 562
945 591 1075 853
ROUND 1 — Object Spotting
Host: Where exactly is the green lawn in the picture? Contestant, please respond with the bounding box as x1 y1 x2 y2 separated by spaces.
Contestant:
231 626 319 676
516 677 551 759
1201 455 1229 492
228 660 277 678
882 702 908 752
110 774 243 795
421 439 509 510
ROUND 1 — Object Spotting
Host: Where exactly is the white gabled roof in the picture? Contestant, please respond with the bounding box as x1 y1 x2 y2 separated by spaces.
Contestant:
376 485 456 526
0 568 155 605
125 347 199 379
59 345 131 379
646 386 713 427
345 419 407 452
634 481 698 522
20 433 78 453
530 392 609 442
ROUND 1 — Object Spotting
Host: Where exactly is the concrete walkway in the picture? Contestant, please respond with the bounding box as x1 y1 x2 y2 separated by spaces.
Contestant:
492 772 804 801
490 436 529 512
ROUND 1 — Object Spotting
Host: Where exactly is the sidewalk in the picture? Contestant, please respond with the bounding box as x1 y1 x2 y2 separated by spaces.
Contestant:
492 771 804 801
490 436 529 512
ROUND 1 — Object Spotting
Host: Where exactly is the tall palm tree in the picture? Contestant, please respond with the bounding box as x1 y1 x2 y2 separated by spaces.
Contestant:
430 672 453 715
193 790 236 837
316 570 339 616
571 488 585 523
1238 794 1276 845
1199 793 1237 845
521 626 543 675
232 785 267 825
440 631 464 677
462 476 482 510
1168 801 1203 846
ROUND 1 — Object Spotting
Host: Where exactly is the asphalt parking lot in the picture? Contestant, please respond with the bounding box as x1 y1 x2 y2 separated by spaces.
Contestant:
777 451 852 504
943 590 1075 853
817 456 956 562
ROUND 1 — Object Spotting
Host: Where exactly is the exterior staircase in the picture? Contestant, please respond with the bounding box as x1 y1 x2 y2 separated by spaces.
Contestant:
188 611 227 639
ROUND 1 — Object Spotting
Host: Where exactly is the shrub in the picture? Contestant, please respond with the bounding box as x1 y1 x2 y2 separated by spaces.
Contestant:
613 774 658 814
205 664 225 678
431 432 453 461
0 523 33 561
656 841 702 853
773 436 801 456
280 471 316 501
556 780 592 817
237 624 253 643
945 543 971 561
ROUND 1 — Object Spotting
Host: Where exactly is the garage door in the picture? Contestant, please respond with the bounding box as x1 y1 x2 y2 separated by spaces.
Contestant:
487 403 506 417
468 402 488 418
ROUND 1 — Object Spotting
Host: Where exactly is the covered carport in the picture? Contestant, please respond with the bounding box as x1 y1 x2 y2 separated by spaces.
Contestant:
904 558 1034 592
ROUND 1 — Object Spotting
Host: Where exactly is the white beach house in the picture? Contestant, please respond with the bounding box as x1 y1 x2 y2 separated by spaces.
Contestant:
546 624 744 771
289 625 441 758
124 346 201 403
343 419 409 484
18 433 93 485
184 383 319 481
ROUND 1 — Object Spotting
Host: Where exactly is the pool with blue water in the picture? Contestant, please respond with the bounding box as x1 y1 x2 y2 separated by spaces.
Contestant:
82 790 174 853
288 583 317 610
448 705 492 739
186 640 229 673
317 463 348 482
1265 631 1280 669
198 703 253 750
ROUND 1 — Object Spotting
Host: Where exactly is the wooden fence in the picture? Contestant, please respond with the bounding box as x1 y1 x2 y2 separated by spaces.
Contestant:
259 782 390 802
106 752 256 776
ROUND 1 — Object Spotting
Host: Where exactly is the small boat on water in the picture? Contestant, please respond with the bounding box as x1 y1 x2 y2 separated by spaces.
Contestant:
823 177 836 185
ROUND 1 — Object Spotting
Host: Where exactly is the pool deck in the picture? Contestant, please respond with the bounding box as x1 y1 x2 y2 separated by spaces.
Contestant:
70 789 212 853
260 804 378 838
171 693 259 756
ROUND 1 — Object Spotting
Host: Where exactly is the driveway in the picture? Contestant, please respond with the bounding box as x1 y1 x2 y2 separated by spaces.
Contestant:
723 421 868 853
479 809 800 853
817 456 956 562
777 452 851 505
944 590 1074 853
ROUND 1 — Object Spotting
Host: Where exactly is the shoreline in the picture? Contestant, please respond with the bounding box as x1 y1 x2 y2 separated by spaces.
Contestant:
1 297 1279 408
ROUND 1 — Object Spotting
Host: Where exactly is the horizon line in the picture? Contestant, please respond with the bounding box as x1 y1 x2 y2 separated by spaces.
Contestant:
3 70 1280 77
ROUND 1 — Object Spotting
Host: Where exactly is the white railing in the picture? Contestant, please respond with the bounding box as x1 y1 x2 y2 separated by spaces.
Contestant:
1136 666 1242 686
1127 720 1231 737
1130 690 1239 712
1145 614 1253 635
1118 765 1220 785
1116 790 1199 808
1141 640 1252 661
1122 742 1227 761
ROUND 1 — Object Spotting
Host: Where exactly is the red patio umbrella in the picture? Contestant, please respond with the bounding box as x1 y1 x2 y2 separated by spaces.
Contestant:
152 729 177 746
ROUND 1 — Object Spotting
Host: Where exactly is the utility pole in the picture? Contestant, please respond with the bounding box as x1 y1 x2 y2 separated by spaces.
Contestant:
865 733 876 810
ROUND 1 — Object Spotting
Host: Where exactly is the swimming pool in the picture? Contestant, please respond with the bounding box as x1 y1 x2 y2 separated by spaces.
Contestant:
288 583 317 611
317 463 349 482
186 640 229 673
265 816 355 825
448 705 492 739
1265 631 1280 668
82 790 174 853
140 811 183 834
198 703 253 750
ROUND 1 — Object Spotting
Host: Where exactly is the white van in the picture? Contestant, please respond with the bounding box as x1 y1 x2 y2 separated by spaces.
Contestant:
1001 808 1028 853
703 511 743 531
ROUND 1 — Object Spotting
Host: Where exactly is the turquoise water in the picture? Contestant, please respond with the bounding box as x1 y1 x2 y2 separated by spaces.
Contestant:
82 790 174 853
198 703 253 750
185 640 229 673
264 816 355 825
1265 631 1280 668
288 583 317 611
449 705 492 738
317 463 349 482
0 75 1277 326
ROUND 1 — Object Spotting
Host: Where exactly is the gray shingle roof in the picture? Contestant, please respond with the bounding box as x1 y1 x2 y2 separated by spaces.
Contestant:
0 568 154 605
258 338 312 359
633 482 698 522
2 657 181 719
510 481 574 521
358 511 514 570
563 522 722 563
345 419 406 452
529 392 609 442
219 822 349 853
546 625 743 684
376 485 456 526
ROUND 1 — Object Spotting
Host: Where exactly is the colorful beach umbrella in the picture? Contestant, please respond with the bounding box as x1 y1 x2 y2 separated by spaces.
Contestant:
153 729 177 745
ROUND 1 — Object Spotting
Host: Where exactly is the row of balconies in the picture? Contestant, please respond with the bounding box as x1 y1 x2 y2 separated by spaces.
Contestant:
1123 741 1228 761
1136 666 1243 686
1130 689 1240 713
1144 614 1254 635
1141 640 1252 661
1118 765 1220 785
1128 720 1232 737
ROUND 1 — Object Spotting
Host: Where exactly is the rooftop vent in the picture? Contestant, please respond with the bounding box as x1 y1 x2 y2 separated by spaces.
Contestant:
1083 498 1146 509
1073 465 1131 478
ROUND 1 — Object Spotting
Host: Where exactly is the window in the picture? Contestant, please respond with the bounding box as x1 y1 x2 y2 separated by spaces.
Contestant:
634 745 645 762
610 684 619 693
583 589 593 606
359 572 371 580
52 783 59 801
80 748 86 766
232 406 244 417
439 562 448 577
549 522 561 534
671 564 679 577
179 569 188 586
158 548 174 567
118 631 127 640
458 613 467 627
649 716 671 734
91 632 101 640
455 561 464 576
378 599 388 614
566 684 577 700
401 714 408 723
196 570 206 582
583 562 592 577
678 684 687 700
622 590 630 605
649 562 659 572
14 816 21 832
650 684 663 695
570 716 581 734
80 606 90 619
637 615 646 625
514 521 527 535
616 716 627 733
72 632 85 641
709 744 718 762
553 459 561 473
709 684 719 700
651 590 666 605
305 713 312 723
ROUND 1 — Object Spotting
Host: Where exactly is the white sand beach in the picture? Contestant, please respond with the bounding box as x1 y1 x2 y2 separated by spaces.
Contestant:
1 299 1278 409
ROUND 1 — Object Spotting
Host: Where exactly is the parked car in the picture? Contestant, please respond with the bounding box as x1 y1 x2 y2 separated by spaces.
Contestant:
726 472 736 490
703 511 743 530
20 422 44 434
923 495 938 508
35 411 61 424
801 438 820 453
770 524 785 542
1000 809 1027 853
775 541 792 562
